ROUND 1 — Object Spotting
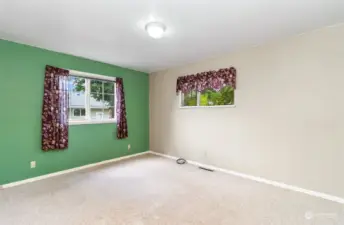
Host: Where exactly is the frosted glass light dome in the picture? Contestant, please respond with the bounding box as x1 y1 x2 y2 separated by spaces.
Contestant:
145 22 166 39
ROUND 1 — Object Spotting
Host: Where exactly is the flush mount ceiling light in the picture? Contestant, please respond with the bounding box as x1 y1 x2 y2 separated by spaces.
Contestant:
145 22 166 39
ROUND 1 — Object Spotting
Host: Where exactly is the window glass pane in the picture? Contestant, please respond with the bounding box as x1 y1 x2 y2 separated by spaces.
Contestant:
104 81 115 94
74 109 80 116
200 86 234 106
90 93 104 121
181 90 197 106
104 94 115 107
90 79 115 121
104 107 115 119
69 77 86 120
90 96 115 120
90 79 102 98
90 93 104 108
90 109 104 120
81 109 86 116
90 79 104 109
69 76 85 92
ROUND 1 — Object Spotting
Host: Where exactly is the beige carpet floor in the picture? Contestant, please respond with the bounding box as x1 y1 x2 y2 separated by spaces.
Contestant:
0 154 342 225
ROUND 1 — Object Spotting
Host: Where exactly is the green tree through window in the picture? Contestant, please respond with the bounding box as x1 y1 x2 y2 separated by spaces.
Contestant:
181 86 234 107
73 78 114 106
200 86 234 106
182 90 197 106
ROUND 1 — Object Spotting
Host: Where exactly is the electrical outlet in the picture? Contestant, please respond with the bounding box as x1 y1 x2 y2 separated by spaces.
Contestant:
128 144 131 151
30 161 36 169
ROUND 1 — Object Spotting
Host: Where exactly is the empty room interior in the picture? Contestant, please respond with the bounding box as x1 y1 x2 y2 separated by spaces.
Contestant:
1 0 344 224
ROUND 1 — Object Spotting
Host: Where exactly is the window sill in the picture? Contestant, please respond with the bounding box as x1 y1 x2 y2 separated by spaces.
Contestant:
179 105 236 109
69 120 116 125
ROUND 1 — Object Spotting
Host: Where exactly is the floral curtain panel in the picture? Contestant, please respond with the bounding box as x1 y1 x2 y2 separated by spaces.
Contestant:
116 78 128 139
176 67 236 94
41 65 70 151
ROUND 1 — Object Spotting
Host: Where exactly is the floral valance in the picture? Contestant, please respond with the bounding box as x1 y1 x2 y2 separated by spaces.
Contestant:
176 67 236 94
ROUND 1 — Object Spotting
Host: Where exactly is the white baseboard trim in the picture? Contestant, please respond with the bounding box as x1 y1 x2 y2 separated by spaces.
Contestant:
0 151 150 189
149 151 344 205
149 151 179 160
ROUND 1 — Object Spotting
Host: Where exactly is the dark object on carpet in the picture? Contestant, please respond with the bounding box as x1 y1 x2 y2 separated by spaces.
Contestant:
199 166 214 172
176 158 187 164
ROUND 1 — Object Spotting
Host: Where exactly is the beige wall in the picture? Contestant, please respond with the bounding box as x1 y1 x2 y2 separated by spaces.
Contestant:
150 24 344 198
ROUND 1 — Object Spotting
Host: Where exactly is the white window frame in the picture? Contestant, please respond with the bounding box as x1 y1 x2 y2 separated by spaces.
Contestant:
179 90 236 109
68 69 117 125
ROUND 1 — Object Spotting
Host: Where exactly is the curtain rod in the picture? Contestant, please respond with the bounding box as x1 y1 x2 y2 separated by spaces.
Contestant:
67 69 116 81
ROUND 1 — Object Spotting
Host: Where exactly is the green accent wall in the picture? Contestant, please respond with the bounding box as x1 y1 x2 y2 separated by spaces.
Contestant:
0 39 149 185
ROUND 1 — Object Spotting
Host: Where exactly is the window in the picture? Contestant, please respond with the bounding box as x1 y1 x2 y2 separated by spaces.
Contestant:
181 90 197 107
180 86 235 108
68 75 116 125
72 108 86 117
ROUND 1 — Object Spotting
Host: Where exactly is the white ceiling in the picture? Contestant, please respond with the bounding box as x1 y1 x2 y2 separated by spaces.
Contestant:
0 0 344 73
